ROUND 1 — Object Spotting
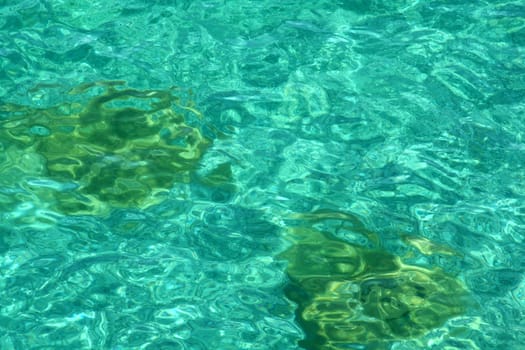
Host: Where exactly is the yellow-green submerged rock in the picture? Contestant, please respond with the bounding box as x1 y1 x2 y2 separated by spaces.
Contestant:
0 82 211 215
280 227 470 350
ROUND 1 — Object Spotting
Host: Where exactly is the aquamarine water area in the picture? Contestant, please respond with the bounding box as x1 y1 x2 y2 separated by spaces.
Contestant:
1 1 524 349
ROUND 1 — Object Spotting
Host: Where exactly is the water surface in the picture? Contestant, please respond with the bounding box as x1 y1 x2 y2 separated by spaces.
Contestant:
1 1 524 349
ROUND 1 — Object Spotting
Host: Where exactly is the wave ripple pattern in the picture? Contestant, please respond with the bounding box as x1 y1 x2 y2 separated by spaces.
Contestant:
1 1 524 350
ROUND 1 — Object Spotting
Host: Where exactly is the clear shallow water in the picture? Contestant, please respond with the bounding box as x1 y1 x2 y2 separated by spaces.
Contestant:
1 1 524 349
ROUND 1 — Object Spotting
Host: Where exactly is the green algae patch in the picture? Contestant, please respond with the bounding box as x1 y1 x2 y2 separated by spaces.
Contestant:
279 227 470 350
0 82 211 215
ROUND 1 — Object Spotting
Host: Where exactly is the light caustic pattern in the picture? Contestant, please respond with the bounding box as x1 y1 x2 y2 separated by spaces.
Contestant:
0 82 471 349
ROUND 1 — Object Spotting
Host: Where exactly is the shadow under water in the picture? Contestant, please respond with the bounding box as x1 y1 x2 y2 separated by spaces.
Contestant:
0 81 217 216
279 221 470 350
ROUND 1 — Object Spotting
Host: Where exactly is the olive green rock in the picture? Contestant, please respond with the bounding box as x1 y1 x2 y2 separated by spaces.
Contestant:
0 81 211 215
280 226 470 350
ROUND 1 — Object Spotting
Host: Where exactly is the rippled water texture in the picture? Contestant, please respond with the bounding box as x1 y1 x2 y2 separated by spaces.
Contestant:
1 1 525 349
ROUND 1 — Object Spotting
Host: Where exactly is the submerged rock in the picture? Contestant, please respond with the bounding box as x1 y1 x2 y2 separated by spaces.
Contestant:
0 81 211 215
279 226 470 350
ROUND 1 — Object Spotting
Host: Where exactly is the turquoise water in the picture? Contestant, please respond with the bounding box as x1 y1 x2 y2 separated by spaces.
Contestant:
1 1 524 349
